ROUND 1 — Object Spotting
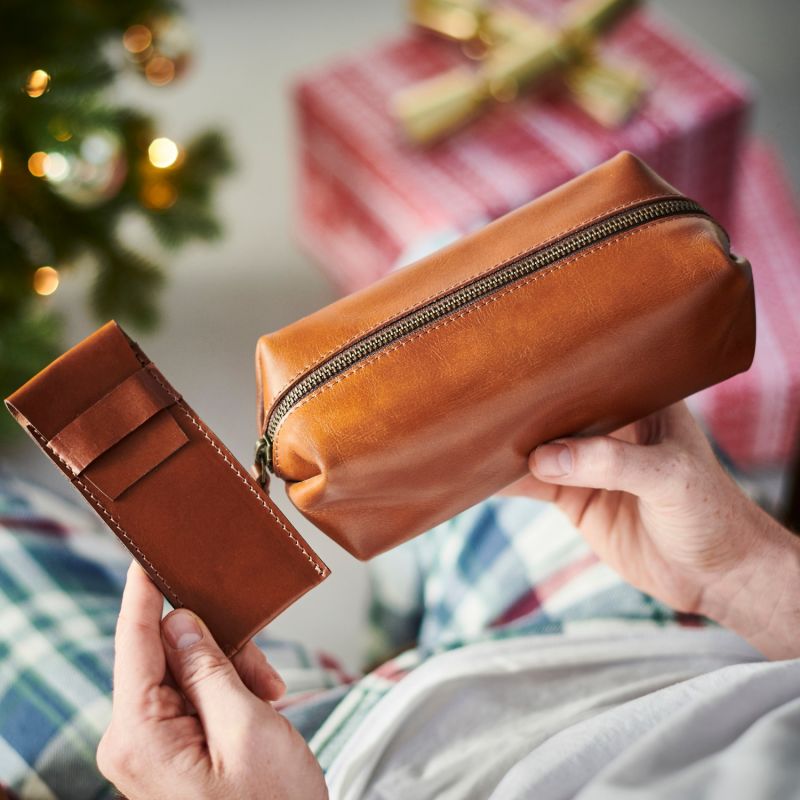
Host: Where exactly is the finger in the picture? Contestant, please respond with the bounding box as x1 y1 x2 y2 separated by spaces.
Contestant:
530 434 671 498
496 472 561 502
112 561 168 719
232 642 287 702
161 609 255 734
499 418 646 499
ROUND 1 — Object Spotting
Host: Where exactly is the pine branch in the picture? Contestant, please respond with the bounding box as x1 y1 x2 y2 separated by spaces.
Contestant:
143 129 233 249
0 304 62 439
90 245 165 330
0 0 232 440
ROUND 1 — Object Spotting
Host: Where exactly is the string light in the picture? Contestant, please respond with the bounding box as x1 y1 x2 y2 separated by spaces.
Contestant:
28 151 70 180
43 152 69 182
25 69 51 98
141 180 177 210
123 24 153 54
144 55 176 86
148 137 179 168
28 152 48 177
33 266 59 296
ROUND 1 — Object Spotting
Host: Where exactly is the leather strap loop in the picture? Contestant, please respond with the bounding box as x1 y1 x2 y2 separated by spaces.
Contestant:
48 366 175 475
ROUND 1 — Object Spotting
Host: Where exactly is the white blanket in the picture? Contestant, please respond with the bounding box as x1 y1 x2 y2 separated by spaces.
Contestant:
325 627 800 799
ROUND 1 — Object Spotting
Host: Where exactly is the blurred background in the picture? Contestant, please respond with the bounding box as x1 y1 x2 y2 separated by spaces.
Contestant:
1 0 799 671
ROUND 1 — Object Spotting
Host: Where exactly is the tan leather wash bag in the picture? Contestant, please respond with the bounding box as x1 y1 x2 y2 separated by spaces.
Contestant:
255 151 756 560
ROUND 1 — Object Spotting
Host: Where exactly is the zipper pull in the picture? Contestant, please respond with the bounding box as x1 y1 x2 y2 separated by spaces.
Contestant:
254 436 272 489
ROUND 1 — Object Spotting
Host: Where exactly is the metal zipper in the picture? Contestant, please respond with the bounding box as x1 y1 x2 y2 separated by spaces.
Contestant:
256 196 708 480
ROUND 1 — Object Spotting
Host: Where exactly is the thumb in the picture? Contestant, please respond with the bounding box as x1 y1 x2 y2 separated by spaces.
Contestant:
530 435 668 498
161 609 253 731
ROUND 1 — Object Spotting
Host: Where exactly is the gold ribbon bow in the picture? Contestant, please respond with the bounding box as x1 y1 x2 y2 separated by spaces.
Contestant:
394 0 646 144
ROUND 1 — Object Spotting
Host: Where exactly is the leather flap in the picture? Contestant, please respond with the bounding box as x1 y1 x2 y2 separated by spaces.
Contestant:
5 321 146 440
5 321 188 500
48 366 176 475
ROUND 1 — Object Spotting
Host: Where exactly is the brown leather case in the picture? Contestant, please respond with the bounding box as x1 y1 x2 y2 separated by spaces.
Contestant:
256 151 756 560
5 321 328 656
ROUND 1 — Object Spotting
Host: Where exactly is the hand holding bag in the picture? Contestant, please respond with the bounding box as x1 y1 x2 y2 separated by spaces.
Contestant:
255 152 756 560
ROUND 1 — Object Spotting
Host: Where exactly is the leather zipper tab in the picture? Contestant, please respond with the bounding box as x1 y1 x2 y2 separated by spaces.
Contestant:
254 436 271 489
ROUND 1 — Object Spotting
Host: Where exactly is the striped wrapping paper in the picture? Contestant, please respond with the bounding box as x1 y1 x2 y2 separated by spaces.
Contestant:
293 0 752 292
691 140 800 468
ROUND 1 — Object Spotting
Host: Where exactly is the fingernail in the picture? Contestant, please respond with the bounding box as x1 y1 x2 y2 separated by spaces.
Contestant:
163 610 203 650
533 443 572 477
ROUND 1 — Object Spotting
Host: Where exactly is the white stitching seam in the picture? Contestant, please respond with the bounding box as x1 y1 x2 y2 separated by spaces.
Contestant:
264 192 675 414
273 215 695 474
137 362 327 578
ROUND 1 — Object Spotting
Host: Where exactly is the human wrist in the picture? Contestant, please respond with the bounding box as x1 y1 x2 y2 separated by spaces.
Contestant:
699 506 800 659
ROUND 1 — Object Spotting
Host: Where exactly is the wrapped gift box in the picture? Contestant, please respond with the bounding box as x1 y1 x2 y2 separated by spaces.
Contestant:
294 0 752 292
692 140 800 469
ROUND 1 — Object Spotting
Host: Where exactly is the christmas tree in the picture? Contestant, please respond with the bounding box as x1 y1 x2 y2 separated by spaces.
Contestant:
0 0 232 435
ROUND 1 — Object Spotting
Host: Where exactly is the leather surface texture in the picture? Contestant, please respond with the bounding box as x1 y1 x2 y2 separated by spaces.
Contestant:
6 321 329 656
256 151 756 561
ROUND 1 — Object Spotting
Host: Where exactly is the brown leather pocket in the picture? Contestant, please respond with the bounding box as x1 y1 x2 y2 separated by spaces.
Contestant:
81 408 187 500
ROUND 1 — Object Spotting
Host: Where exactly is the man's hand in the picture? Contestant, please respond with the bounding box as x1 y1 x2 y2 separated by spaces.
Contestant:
501 402 800 660
97 562 328 800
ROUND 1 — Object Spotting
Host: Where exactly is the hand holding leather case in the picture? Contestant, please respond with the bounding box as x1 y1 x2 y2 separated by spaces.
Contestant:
5 321 328 656
255 151 756 560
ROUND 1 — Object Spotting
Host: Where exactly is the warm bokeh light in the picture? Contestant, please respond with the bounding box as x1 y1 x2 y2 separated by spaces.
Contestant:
28 151 48 177
144 55 176 86
33 266 59 296
123 24 153 54
25 69 51 98
141 180 178 210
148 137 179 168
0 153 3 175
43 152 69 181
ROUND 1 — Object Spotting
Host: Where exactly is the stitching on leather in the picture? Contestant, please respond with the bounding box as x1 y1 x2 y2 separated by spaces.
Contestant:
273 215 690 474
265 192 673 413
136 360 327 578
27 423 184 605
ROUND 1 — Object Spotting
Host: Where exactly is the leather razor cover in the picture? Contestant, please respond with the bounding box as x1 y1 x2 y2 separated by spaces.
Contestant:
6 321 328 656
